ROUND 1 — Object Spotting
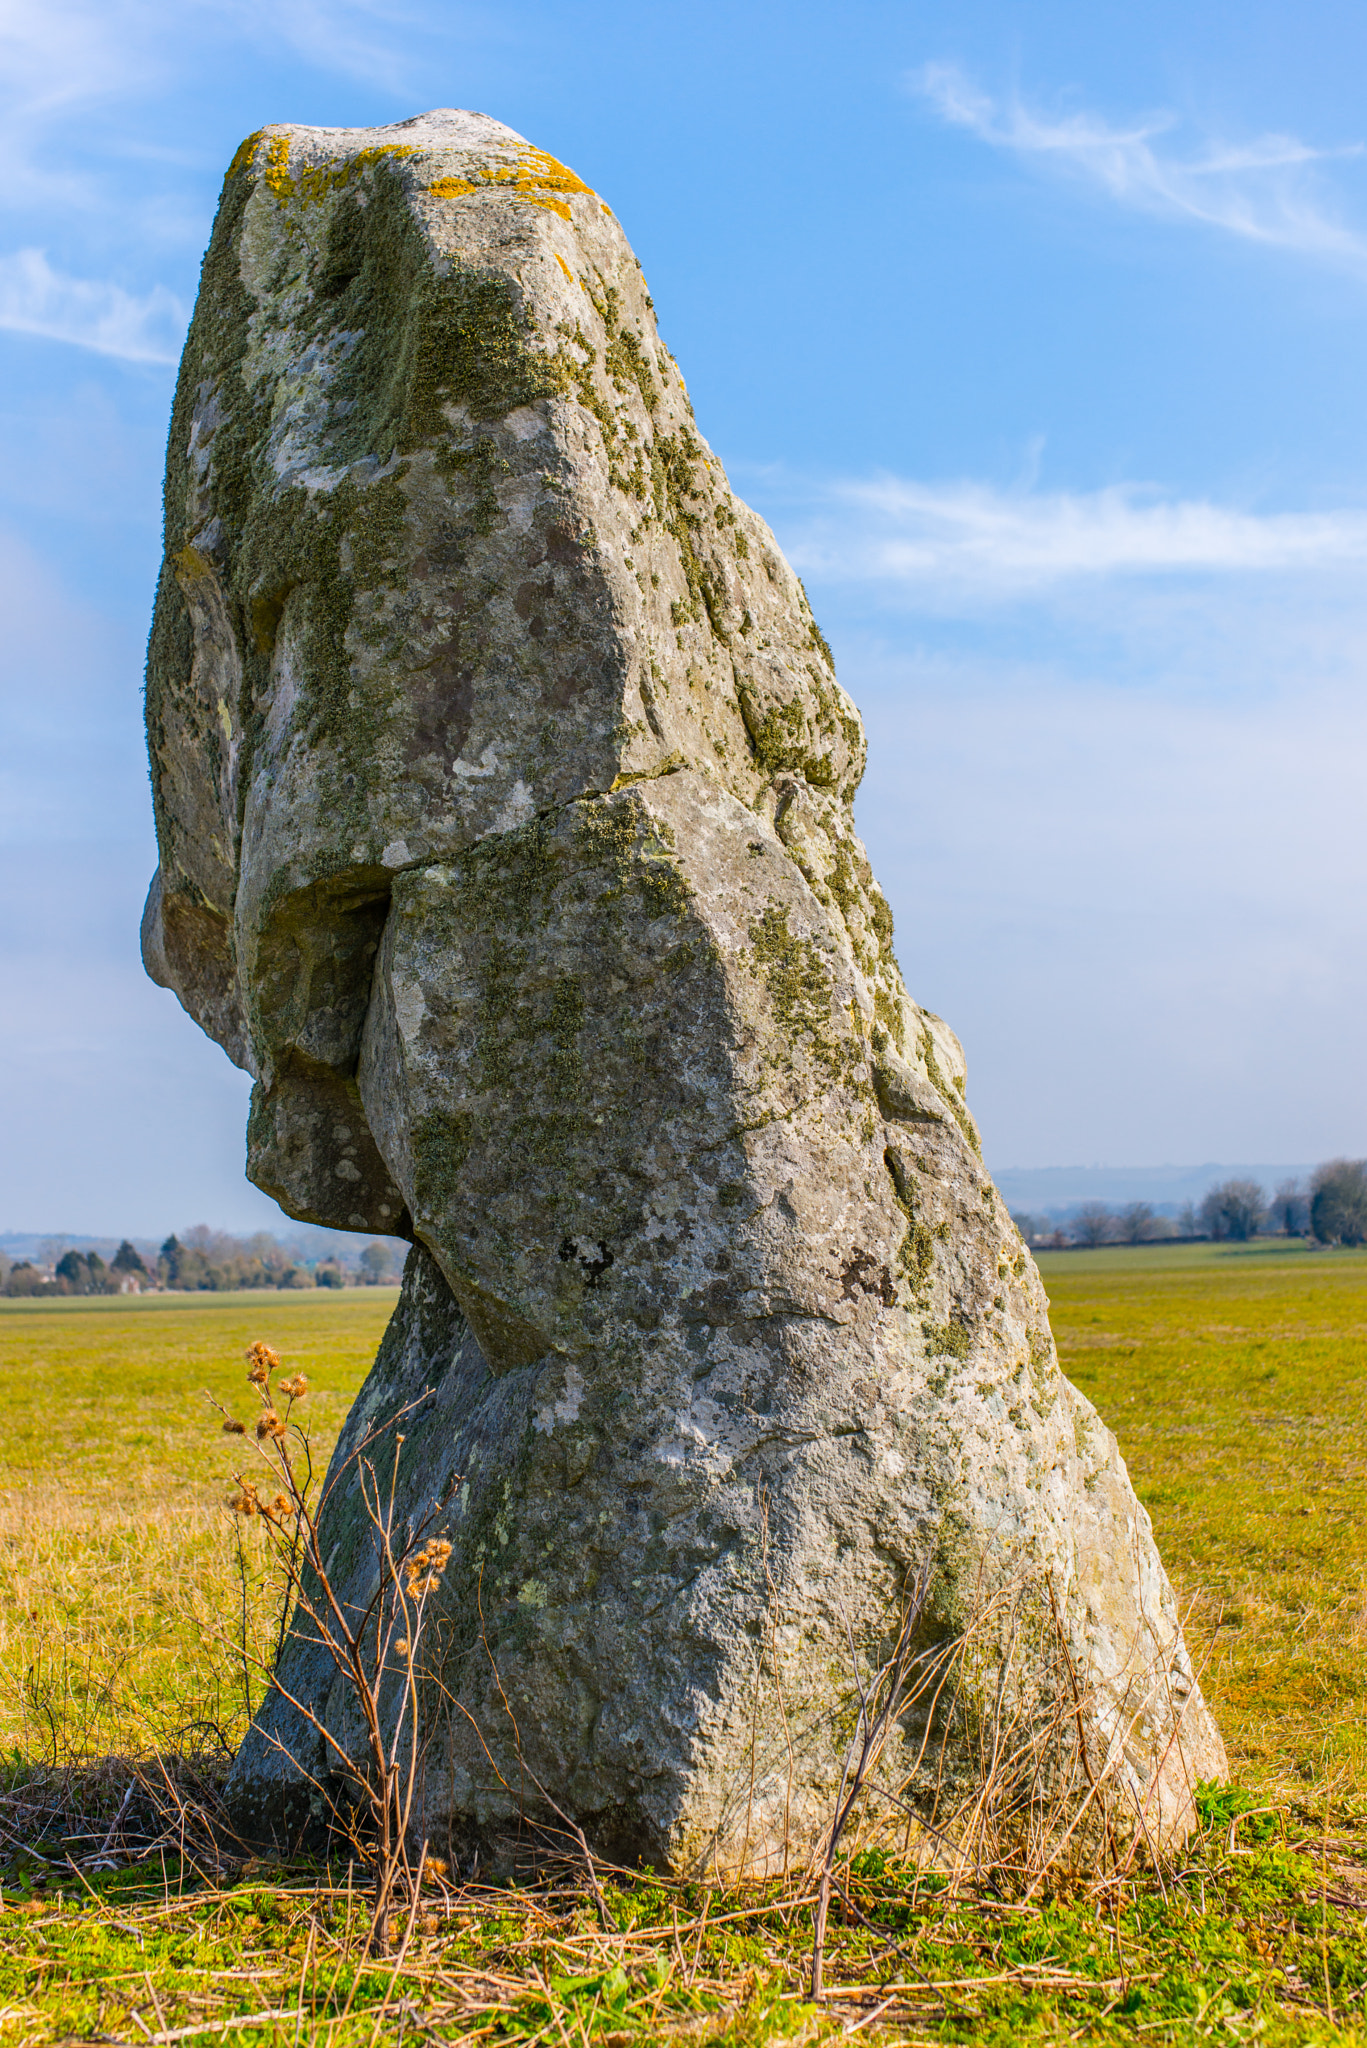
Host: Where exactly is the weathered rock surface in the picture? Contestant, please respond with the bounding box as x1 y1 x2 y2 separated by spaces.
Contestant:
145 109 1225 1872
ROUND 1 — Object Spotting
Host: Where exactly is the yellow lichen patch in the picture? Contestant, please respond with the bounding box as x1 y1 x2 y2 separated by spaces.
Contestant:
475 174 571 219
471 147 595 220
227 129 264 179
259 140 418 204
512 146 594 197
263 135 293 195
554 252 576 284
423 148 595 221
294 144 417 203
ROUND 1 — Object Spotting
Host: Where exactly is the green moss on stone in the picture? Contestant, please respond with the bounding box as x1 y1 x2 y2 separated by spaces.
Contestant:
883 1147 934 1300
147 152 570 860
411 1110 475 1218
917 1024 980 1156
873 986 905 1054
923 1320 971 1361
747 904 857 1087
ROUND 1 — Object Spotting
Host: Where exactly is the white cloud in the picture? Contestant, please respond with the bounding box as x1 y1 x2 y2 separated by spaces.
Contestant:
756 457 1367 1159
775 471 1367 602
0 248 185 362
910 61 1367 270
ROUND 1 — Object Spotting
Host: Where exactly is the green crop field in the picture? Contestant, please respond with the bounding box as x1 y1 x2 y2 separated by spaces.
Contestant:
0 1251 1361 2043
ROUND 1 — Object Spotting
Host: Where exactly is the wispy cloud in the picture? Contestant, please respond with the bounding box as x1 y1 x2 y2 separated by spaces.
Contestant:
0 0 453 221
0 0 441 132
779 472 1367 601
910 61 1367 268
0 249 185 362
224 0 436 94
0 0 157 120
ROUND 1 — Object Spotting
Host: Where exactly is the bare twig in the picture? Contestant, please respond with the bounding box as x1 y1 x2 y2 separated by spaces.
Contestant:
209 1345 453 1956
812 1558 934 1998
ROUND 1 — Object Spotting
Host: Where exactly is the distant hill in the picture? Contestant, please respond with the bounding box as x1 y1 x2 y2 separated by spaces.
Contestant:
0 1221 406 1265
991 1163 1316 1216
9 1168 1328 1243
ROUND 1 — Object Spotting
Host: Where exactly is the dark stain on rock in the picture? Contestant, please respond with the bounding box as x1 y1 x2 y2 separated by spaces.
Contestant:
560 1236 615 1288
406 637 476 766
544 521 584 567
841 1247 896 1306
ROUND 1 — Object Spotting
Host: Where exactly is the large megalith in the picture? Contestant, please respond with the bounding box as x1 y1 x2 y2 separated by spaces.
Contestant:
144 109 1225 1873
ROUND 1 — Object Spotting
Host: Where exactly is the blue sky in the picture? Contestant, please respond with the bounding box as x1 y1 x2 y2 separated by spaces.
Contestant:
3 0 1366 1234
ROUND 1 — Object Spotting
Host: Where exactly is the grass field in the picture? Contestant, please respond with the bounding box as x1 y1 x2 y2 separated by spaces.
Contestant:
1037 1240 1367 1803
0 1250 1361 2043
0 1290 395 1763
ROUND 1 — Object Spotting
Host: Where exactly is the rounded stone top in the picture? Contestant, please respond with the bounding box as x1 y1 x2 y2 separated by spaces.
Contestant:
254 109 532 157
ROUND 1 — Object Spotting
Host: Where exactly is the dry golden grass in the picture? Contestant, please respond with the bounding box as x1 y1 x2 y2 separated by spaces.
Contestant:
0 1289 393 1760
0 1260 1364 2042
1038 1240 1367 1809
3 1249 1364 1805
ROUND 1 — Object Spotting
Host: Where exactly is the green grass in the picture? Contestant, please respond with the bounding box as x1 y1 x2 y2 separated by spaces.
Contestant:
0 1797 1360 2044
0 1257 1362 2043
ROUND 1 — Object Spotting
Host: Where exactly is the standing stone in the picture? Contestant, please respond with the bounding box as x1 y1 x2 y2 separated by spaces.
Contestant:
144 110 1225 1872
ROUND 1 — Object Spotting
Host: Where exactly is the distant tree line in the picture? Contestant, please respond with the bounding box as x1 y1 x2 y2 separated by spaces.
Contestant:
1013 1159 1367 1251
0 1226 405 1297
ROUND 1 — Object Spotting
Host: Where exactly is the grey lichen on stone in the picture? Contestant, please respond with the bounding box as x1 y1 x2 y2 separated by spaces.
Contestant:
144 108 1225 1872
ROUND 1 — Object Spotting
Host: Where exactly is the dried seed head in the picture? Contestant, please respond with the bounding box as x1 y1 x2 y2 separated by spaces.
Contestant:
404 1532 451 1601
256 1408 286 1441
227 1487 258 1516
394 1638 410 1658
270 1493 293 1519
278 1374 308 1401
245 1340 280 1386
222 1419 247 1435
422 1855 449 1879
